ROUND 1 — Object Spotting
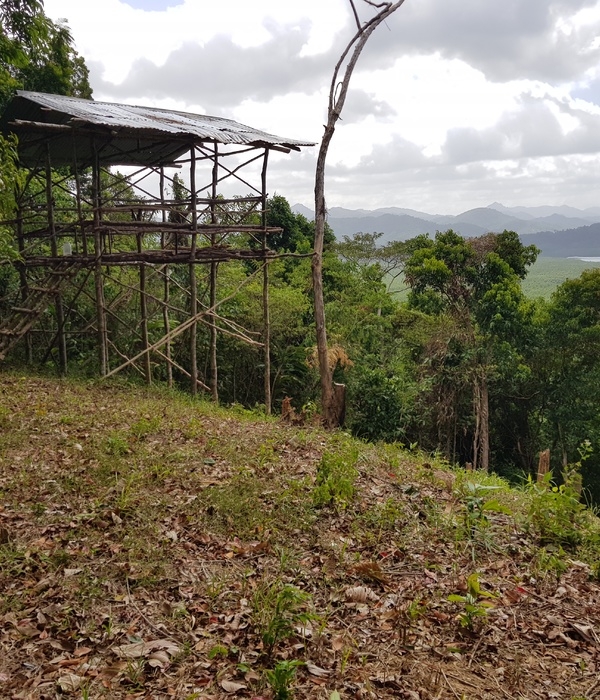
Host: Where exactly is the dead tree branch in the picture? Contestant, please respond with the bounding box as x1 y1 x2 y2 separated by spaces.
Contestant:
313 0 407 427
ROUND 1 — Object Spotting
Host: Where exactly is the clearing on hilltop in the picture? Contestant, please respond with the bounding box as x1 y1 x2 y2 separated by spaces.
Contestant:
0 374 599 699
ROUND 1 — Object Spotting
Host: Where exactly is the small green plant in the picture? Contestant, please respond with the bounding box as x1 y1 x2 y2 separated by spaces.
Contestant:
208 643 229 659
339 647 353 675
312 449 359 509
532 545 569 582
124 657 146 687
252 580 317 657
0 405 11 428
528 443 592 548
455 480 512 556
458 481 510 534
130 415 160 440
30 501 47 517
361 498 405 532
405 597 428 622
265 660 304 700
448 573 497 631
205 575 227 603
255 439 278 470
114 472 139 512
103 433 129 456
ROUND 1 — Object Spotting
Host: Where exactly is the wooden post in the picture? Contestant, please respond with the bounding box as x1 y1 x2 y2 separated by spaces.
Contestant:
332 382 346 426
261 149 271 414
189 145 198 396
209 142 219 403
137 233 151 384
72 136 87 257
46 145 67 376
160 167 173 387
16 204 33 364
472 376 481 471
92 140 108 376
480 372 489 472
537 449 550 483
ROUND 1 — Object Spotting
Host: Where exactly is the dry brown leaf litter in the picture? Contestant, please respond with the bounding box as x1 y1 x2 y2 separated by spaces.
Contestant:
0 375 598 699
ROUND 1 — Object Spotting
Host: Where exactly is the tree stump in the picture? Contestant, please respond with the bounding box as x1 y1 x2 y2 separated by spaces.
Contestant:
537 449 550 483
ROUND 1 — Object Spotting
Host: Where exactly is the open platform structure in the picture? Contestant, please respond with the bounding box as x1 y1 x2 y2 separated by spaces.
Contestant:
0 91 314 409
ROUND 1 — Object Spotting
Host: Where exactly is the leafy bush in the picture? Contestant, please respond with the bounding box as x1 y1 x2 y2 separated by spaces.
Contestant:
528 470 588 549
312 449 359 509
346 366 416 443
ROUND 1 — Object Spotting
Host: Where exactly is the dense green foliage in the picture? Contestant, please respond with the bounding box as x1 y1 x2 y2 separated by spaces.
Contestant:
2 172 600 499
0 0 91 111
1 1 599 500
0 0 92 259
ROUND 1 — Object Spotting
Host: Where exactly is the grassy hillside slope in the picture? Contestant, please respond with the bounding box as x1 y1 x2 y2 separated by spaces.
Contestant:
0 375 599 699
388 257 600 301
520 257 600 299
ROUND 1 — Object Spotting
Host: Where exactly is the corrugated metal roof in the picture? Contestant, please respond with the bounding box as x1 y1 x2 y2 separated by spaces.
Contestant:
17 91 315 147
0 91 315 167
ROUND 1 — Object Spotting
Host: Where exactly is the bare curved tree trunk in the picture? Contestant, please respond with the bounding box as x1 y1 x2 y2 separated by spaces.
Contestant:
313 0 407 427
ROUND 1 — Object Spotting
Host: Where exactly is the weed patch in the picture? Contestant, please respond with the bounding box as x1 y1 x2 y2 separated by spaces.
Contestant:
312 448 359 509
251 579 318 657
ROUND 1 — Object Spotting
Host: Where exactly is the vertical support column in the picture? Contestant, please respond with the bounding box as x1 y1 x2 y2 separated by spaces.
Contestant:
261 148 271 415
16 203 33 364
92 141 108 376
189 144 198 396
138 233 151 384
209 143 219 403
72 142 87 257
46 145 67 376
160 167 173 388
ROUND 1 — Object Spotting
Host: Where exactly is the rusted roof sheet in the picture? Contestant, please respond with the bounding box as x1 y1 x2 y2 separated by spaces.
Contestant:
0 91 315 167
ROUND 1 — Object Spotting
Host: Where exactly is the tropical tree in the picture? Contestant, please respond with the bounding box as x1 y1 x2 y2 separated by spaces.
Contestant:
0 0 92 256
404 230 538 470
537 269 600 498
313 0 407 427
0 0 91 111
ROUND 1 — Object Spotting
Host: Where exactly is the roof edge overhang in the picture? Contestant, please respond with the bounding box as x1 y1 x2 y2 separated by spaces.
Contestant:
0 91 315 168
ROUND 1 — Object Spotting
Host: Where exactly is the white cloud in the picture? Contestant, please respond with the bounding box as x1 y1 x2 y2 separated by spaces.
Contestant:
41 0 600 214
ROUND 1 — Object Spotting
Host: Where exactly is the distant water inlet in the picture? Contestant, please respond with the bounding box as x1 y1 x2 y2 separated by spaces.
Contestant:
568 257 600 262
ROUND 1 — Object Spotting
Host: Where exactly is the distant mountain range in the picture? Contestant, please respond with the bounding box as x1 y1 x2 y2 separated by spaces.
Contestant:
291 202 600 257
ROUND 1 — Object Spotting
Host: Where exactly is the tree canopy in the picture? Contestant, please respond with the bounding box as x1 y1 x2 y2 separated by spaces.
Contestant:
0 0 92 259
0 0 91 112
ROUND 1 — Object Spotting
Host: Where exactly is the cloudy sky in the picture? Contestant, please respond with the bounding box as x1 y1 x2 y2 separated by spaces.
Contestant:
43 0 600 214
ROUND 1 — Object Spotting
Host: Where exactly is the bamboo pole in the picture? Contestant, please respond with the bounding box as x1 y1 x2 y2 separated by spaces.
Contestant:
85 264 266 345
189 145 198 396
16 204 33 364
72 136 87 257
209 142 219 403
261 148 271 414
39 267 94 365
160 167 173 387
92 139 108 376
103 263 265 380
153 348 210 392
138 234 151 384
46 144 67 376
